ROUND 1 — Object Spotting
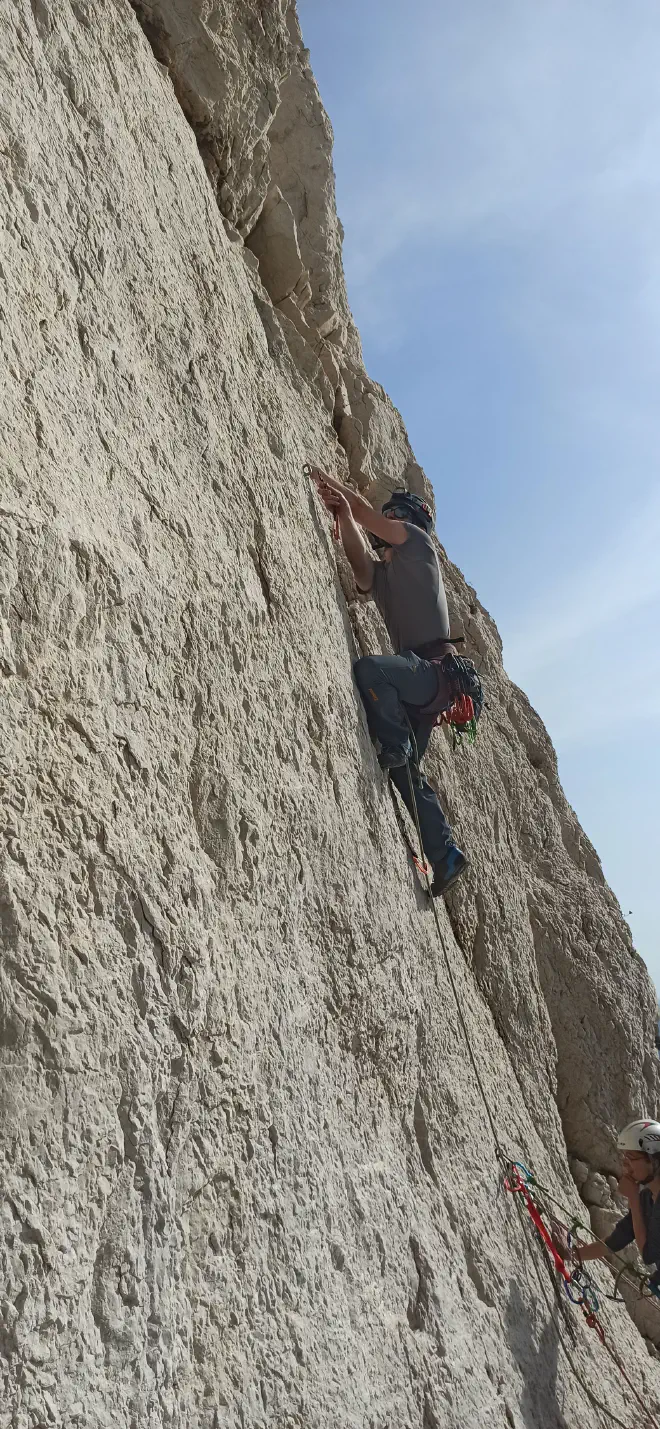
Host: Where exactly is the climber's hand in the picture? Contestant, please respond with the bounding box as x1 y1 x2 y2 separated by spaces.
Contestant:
573 1241 604 1264
309 468 355 504
316 481 350 518
309 466 338 491
617 1174 638 1201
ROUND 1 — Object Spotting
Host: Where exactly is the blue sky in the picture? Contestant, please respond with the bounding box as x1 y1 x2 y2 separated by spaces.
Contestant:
298 0 660 991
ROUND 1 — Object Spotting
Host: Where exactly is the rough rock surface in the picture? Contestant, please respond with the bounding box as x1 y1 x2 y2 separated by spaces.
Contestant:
1 2 660 1426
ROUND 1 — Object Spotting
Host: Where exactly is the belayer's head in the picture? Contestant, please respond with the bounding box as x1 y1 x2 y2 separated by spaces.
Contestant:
617 1119 660 1184
381 490 434 534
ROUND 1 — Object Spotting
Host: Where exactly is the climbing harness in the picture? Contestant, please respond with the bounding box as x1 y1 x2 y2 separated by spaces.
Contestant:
435 653 483 746
410 652 484 744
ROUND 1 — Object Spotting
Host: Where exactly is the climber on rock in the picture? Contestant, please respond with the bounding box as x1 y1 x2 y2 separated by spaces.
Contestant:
575 1120 660 1289
310 467 482 898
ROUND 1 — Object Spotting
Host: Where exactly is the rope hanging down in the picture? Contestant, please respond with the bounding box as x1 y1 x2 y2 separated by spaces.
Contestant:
402 741 505 1158
508 1172 644 1429
505 1163 660 1429
388 777 430 880
394 742 660 1428
513 1164 660 1310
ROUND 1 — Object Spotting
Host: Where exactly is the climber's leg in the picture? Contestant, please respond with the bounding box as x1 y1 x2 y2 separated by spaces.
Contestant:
388 761 454 864
390 717 468 897
353 652 438 762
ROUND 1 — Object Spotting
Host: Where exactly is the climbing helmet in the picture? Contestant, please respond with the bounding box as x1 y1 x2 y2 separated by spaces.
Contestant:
617 1119 660 1155
381 490 433 533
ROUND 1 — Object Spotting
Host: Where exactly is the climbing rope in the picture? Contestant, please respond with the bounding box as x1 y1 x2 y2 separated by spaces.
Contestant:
515 1163 660 1310
388 777 430 880
505 1162 660 1429
509 1173 642 1429
393 736 660 1427
401 735 506 1160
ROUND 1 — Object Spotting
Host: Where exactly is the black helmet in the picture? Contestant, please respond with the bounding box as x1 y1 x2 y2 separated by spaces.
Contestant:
381 490 433 533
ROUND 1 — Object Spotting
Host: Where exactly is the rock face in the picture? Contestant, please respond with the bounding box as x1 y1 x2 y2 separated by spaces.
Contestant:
1 2 659 1426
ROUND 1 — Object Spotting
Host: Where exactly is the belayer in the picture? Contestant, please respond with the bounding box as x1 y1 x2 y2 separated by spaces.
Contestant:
309 467 483 898
576 1120 660 1289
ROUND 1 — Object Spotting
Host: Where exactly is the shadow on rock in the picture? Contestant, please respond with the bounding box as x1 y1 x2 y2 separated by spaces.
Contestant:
505 1280 569 1429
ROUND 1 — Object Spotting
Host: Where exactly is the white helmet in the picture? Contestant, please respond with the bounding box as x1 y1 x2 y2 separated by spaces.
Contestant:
617 1120 660 1155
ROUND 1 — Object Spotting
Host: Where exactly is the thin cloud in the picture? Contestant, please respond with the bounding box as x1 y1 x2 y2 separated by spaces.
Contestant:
529 669 660 748
506 606 660 747
504 484 660 678
300 0 660 971
335 0 660 288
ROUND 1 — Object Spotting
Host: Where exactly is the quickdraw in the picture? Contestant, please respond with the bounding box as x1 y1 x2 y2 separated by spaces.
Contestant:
439 693 478 746
515 1162 660 1308
434 655 484 747
609 1264 628 1303
566 1266 601 1317
504 1164 604 1332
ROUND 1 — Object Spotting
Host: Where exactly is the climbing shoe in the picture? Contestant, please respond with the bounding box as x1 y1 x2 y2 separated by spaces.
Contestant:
378 742 412 771
430 846 468 898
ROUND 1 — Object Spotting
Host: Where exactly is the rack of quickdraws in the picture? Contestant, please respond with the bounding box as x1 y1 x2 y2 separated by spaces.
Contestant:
505 1161 660 1429
504 1162 604 1336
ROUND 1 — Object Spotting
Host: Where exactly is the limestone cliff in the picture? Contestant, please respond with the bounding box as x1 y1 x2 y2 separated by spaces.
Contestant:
1 2 659 1426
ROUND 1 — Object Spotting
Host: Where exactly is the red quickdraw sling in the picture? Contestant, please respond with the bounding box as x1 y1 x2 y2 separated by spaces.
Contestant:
424 653 483 746
505 1164 574 1287
505 1163 660 1428
505 1163 604 1334
439 692 477 742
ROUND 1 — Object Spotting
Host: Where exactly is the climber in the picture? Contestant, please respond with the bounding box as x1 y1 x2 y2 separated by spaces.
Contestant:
310 467 479 897
575 1120 660 1289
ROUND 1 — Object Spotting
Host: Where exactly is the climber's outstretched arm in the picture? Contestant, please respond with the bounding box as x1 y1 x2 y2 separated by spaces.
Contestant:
315 479 375 591
310 468 409 546
339 502 376 593
577 1180 643 1266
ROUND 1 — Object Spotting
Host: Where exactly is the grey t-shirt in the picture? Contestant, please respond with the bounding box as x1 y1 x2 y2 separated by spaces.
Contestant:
369 523 450 654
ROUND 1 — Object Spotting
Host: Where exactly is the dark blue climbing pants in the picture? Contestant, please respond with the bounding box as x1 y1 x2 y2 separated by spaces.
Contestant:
353 652 456 865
